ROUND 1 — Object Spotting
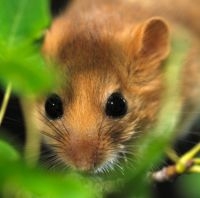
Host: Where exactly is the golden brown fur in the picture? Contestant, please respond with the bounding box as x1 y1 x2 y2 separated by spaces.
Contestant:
36 0 200 172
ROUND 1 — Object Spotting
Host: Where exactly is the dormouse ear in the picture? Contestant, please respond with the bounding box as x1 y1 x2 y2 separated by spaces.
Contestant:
131 17 170 60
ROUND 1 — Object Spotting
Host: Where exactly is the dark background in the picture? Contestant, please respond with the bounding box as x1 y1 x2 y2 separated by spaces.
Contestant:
0 0 200 197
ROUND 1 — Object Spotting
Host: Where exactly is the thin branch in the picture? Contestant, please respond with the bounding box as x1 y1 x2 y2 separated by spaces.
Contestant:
0 83 12 125
152 143 200 182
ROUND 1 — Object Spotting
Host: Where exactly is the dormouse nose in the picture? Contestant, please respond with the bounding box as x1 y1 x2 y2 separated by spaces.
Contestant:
68 134 99 171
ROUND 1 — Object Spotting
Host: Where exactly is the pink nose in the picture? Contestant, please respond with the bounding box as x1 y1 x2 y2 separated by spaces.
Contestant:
68 137 98 171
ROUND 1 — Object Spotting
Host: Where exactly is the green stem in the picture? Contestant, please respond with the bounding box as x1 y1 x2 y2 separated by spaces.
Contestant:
21 97 41 167
0 83 12 125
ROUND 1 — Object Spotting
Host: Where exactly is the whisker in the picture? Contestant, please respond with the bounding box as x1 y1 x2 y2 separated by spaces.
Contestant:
37 111 71 145
97 117 105 138
41 131 65 145
3 116 23 125
58 118 70 142
61 116 70 136
37 111 63 136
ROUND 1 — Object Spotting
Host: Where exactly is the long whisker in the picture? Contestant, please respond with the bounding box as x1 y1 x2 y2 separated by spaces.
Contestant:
97 117 105 138
38 111 64 136
37 111 70 145
3 116 23 125
60 118 70 140
41 130 65 145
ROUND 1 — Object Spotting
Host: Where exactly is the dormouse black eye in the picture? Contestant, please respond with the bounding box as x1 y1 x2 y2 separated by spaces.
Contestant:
45 94 63 120
105 92 127 118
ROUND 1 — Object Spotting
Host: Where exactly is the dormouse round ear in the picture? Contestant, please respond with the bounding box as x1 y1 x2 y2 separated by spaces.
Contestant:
133 17 170 60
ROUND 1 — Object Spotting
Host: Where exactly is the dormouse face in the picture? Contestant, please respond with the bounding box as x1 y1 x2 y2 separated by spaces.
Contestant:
42 69 135 173
36 16 170 173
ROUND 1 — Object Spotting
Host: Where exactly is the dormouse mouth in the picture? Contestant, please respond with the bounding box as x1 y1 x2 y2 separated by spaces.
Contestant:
93 152 119 174
92 143 130 175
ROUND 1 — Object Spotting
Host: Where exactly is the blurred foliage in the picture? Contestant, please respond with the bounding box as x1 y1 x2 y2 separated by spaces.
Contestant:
0 141 97 198
0 0 197 198
0 0 57 96
177 174 200 198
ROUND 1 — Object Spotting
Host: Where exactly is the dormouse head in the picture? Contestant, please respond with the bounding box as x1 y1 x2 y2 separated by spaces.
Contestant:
37 16 170 173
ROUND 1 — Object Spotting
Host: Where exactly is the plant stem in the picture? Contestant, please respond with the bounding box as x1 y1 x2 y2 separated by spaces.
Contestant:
0 83 12 125
21 97 41 167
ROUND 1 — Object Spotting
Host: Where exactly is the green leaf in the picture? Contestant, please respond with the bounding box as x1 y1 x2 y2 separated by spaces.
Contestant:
0 0 59 96
0 140 98 197
177 174 200 198
0 0 50 45
0 162 98 198
0 140 19 162
0 44 57 96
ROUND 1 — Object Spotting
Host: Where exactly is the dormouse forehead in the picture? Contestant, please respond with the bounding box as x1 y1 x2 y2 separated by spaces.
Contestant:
56 64 125 116
58 34 122 68
69 67 121 97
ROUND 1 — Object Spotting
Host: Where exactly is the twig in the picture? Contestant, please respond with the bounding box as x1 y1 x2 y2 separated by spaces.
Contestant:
0 83 12 125
151 143 200 182
151 165 178 182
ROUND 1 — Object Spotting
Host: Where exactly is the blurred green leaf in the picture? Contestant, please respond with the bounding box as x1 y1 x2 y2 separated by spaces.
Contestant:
0 163 98 198
177 174 200 198
0 0 50 45
0 0 58 96
0 140 19 162
0 44 57 96
0 140 98 198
